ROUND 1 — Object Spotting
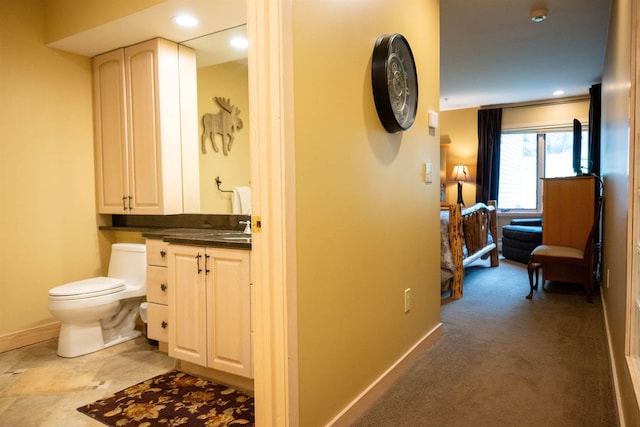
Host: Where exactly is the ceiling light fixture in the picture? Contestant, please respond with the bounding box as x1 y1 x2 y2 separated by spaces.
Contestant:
173 14 198 28
553 90 565 96
530 8 548 23
229 37 249 49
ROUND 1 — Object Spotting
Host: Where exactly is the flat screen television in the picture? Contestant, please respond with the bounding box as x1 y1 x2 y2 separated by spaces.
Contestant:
573 119 582 175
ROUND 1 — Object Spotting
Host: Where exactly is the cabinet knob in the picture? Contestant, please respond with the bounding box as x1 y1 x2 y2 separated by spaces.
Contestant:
160 283 167 291
161 321 168 329
160 250 166 258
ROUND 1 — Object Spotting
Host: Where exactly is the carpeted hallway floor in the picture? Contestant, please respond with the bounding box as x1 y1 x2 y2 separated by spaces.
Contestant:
353 258 618 427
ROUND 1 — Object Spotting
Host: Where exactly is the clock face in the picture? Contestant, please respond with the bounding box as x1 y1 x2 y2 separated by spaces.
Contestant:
372 34 418 133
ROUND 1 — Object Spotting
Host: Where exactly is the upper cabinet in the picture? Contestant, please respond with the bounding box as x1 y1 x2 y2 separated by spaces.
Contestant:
93 38 198 215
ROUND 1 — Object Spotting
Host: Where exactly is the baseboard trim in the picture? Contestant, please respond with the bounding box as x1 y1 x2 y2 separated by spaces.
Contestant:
601 292 625 427
0 322 60 353
327 322 443 426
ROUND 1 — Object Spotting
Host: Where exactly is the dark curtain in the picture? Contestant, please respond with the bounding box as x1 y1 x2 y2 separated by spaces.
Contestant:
588 84 601 176
476 108 502 203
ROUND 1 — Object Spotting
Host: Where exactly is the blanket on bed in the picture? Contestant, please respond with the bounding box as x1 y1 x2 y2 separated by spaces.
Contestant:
440 211 456 292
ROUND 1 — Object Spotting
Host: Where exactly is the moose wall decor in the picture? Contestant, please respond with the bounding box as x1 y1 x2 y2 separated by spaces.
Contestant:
201 97 243 156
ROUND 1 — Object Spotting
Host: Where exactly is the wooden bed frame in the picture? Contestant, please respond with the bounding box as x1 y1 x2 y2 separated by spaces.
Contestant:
448 200 499 299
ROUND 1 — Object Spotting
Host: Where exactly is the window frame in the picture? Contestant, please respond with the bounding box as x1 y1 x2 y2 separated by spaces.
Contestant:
498 124 589 214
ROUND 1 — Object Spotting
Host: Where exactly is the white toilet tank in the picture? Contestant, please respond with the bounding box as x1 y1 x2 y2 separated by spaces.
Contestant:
107 243 147 293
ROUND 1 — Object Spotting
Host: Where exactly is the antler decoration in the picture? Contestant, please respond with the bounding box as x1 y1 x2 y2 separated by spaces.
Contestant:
215 97 233 113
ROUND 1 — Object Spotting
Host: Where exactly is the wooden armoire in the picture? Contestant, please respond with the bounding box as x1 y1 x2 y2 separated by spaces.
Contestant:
542 176 597 249
540 176 598 285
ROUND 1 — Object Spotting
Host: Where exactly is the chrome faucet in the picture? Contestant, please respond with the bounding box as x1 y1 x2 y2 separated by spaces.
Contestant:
239 220 251 234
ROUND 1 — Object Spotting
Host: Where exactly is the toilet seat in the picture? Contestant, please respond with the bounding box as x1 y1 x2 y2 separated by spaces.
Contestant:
49 277 125 301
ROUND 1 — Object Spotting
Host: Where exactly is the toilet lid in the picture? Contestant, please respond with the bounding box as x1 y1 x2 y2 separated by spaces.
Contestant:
49 277 125 299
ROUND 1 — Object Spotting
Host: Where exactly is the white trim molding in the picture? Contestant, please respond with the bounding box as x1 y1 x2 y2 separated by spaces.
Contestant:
327 324 444 426
248 0 297 425
0 322 60 353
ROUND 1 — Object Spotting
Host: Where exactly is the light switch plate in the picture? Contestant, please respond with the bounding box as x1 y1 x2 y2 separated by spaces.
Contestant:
423 163 433 183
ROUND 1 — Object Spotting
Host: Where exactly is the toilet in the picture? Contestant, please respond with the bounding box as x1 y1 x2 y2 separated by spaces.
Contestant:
48 243 147 358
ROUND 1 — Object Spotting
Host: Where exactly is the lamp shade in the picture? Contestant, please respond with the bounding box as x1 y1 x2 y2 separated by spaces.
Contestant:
450 164 470 182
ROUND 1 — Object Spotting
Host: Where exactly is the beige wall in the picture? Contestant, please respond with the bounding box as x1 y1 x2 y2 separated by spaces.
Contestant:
600 0 638 424
197 61 250 213
43 0 163 43
0 0 109 335
440 107 479 205
2 1 443 424
291 0 441 424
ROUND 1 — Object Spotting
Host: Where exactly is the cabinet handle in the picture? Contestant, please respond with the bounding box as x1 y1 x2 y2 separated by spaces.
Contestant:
196 253 202 274
160 283 167 291
160 250 166 258
122 196 127 211
161 321 167 329
127 195 133 211
205 254 210 274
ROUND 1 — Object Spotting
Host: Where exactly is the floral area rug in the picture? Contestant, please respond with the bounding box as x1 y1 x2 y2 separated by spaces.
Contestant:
77 370 254 426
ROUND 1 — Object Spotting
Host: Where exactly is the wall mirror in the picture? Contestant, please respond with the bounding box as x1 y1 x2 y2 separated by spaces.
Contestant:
181 24 249 214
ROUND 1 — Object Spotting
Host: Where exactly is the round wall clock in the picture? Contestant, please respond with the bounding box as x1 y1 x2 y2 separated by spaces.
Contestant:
371 33 419 133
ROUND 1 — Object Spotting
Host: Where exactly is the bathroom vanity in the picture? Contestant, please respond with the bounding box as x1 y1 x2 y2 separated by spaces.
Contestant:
143 230 252 385
90 22 254 388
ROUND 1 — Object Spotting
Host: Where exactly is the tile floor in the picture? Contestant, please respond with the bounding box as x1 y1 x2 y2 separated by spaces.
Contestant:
0 336 175 426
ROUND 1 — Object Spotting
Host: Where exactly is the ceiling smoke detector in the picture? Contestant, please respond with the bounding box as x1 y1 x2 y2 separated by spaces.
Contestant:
531 8 548 23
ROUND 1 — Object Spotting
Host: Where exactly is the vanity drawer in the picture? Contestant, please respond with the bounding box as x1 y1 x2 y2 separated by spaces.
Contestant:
147 302 168 342
147 265 168 305
146 239 169 267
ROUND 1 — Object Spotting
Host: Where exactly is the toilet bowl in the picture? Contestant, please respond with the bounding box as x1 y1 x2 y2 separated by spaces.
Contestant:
48 243 147 358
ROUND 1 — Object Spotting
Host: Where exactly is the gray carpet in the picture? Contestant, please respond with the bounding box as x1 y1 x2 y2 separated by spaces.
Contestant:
353 258 618 427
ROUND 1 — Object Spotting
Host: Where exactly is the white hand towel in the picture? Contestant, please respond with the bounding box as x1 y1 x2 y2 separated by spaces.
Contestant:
232 186 252 214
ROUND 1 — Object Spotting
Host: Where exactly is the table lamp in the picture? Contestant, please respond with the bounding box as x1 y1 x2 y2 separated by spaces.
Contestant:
450 164 470 206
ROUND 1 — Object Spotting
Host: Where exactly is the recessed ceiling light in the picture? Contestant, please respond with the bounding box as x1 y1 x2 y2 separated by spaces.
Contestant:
553 90 565 96
531 8 548 23
230 37 249 49
173 14 198 28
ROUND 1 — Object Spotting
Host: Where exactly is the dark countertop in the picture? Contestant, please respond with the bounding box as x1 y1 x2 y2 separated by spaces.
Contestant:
140 228 251 250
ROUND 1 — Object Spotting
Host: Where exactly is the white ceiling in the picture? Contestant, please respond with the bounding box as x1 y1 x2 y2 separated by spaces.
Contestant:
50 0 611 111
440 0 611 111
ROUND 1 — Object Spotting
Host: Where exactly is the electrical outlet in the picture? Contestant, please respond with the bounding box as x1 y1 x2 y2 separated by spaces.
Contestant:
404 288 411 313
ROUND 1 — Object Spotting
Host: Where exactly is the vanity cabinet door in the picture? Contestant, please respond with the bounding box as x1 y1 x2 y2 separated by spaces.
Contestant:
206 248 252 378
93 49 128 213
93 38 194 215
167 245 252 378
168 245 208 366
